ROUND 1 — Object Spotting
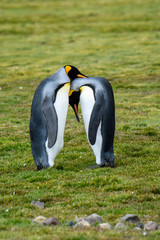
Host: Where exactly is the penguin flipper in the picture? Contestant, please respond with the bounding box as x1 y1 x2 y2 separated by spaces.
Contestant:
42 96 58 148
88 94 104 145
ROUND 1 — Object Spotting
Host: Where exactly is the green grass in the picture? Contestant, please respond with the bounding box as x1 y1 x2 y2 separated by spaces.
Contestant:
0 0 160 239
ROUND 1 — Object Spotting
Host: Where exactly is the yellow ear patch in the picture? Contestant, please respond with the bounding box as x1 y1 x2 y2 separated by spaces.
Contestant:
65 65 72 74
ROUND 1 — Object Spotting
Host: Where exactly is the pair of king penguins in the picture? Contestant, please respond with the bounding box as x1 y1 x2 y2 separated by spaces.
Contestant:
30 65 115 171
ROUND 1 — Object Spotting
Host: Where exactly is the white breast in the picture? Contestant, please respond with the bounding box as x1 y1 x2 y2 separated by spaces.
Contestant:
80 86 95 133
80 86 102 165
46 83 70 167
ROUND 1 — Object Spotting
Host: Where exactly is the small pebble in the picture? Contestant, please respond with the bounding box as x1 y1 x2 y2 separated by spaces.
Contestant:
32 216 47 224
99 222 112 230
66 220 75 227
115 222 128 230
85 213 102 224
42 217 59 226
119 214 140 223
11 227 17 231
144 221 158 231
31 201 45 209
136 222 144 229
74 220 90 228
143 231 147 236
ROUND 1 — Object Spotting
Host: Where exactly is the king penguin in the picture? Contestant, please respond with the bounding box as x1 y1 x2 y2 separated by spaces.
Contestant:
30 65 86 170
70 76 115 168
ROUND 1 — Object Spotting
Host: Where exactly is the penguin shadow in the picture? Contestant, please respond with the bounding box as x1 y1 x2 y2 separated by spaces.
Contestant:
85 163 116 171
52 158 116 172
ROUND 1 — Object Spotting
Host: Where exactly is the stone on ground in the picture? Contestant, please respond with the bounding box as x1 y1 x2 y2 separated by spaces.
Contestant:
31 201 45 209
99 222 112 230
85 213 102 224
119 214 140 223
74 220 91 228
144 221 158 231
136 222 144 229
32 216 47 224
42 217 59 226
115 222 128 230
66 220 75 227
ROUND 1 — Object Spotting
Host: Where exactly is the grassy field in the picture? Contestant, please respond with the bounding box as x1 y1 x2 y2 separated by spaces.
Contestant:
0 0 160 239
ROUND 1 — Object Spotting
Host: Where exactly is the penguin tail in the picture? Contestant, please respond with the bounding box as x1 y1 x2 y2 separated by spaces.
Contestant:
34 155 50 171
37 161 50 171
104 152 115 168
37 164 43 171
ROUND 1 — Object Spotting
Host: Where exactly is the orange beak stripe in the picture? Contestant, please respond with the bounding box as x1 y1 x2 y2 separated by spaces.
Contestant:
77 74 86 78
74 104 79 117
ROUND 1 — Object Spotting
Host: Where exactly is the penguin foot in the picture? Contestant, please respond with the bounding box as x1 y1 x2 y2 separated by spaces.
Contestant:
104 153 115 168
37 164 43 171
106 161 115 168
88 164 105 169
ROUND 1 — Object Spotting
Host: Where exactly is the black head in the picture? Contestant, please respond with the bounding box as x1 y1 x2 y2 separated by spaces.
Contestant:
64 65 87 81
64 65 87 122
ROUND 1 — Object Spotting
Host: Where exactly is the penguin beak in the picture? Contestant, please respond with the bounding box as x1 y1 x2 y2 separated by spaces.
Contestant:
77 74 86 78
66 67 86 122
69 91 80 122
70 74 86 122
73 103 79 122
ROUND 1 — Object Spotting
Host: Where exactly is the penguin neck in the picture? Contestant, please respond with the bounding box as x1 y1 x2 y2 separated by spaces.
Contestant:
80 85 95 100
80 86 95 135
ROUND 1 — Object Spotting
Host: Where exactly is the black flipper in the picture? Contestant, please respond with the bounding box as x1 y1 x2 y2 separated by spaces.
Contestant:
42 96 58 148
88 93 104 145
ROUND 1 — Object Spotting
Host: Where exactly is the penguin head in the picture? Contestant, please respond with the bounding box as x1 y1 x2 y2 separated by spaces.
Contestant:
64 65 87 122
64 65 87 81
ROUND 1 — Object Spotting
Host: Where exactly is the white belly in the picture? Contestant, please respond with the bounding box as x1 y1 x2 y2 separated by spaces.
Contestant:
46 83 70 167
80 86 102 165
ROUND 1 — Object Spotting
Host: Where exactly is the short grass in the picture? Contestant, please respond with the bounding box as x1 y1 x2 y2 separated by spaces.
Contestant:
0 0 160 239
